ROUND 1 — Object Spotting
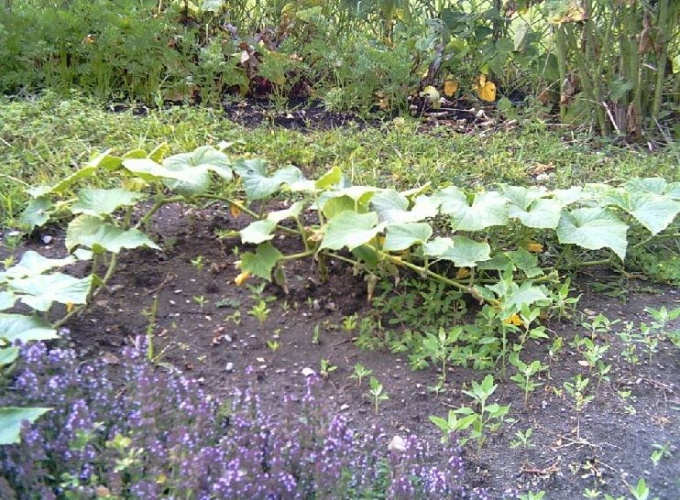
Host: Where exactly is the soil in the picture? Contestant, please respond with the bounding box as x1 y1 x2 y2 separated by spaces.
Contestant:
4 102 680 499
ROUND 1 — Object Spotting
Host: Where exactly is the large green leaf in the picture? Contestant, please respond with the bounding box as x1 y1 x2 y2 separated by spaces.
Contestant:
0 407 52 445
372 190 439 223
267 202 304 223
162 146 233 196
487 280 548 313
11 274 92 311
26 165 97 197
625 177 667 195
436 188 508 231
383 223 433 251
240 220 277 244
556 207 628 259
71 188 146 217
552 186 583 206
604 189 680 235
424 236 491 267
507 249 543 278
504 186 563 229
0 346 19 367
77 226 160 254
67 215 159 253
665 182 680 200
66 214 104 251
315 166 343 189
240 242 284 280
0 291 16 311
320 211 382 251
320 196 359 218
0 313 57 341
1 251 75 280
440 236 492 267
122 158 186 182
20 197 53 230
234 159 304 200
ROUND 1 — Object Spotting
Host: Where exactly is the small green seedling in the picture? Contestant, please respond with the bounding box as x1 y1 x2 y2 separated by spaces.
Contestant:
349 363 373 386
319 359 337 378
510 427 534 449
366 377 389 414
192 295 209 311
509 353 548 406
190 255 205 272
249 301 271 327
342 314 358 332
650 442 672 467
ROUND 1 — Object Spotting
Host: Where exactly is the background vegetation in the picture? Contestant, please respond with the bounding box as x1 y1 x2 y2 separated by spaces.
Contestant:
1 0 678 137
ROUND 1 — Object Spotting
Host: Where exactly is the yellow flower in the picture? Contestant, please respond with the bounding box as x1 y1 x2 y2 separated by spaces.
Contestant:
234 271 251 286
456 267 471 279
525 242 544 253
443 78 459 97
504 313 523 326
472 75 496 102
230 201 243 217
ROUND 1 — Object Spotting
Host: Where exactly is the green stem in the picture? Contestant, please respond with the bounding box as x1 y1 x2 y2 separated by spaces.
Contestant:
54 253 119 329
135 195 184 230
197 194 300 237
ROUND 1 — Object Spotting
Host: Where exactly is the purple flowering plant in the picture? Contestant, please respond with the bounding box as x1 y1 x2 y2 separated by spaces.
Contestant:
0 338 490 499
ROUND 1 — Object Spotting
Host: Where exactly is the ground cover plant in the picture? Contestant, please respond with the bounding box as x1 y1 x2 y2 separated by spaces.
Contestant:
1 339 491 498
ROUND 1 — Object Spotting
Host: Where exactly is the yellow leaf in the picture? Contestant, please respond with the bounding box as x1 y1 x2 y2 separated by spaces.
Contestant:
443 78 459 97
525 242 544 253
234 271 251 286
504 313 523 326
66 302 75 313
455 267 471 279
473 75 496 102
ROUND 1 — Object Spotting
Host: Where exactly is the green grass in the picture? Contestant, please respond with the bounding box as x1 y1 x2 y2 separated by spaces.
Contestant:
1 91 678 227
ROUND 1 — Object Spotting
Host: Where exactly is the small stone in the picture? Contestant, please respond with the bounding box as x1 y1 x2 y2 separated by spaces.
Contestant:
225 362 234 372
388 435 407 453
41 234 53 245
301 367 316 377
340 404 350 411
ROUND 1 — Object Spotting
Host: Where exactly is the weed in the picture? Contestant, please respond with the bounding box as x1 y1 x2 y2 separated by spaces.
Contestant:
563 375 594 439
192 295 209 311
319 359 337 379
509 353 548 407
342 314 358 333
650 442 673 467
431 374 511 453
190 255 205 272
510 428 535 450
248 301 271 328
366 377 389 414
349 363 373 387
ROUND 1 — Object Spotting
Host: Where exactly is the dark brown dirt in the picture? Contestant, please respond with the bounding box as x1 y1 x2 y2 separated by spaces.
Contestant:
9 197 679 500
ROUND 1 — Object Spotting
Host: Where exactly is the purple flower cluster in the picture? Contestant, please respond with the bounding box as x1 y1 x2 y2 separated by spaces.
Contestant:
1 339 489 499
